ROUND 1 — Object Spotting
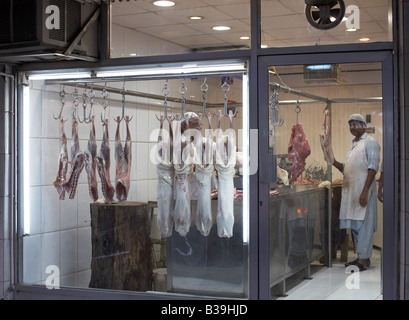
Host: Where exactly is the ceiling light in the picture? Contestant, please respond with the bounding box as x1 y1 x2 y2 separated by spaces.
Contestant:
240 36 250 40
188 16 204 20
261 44 268 48
347 28 357 32
153 1 175 7
212 26 231 31
359 37 370 42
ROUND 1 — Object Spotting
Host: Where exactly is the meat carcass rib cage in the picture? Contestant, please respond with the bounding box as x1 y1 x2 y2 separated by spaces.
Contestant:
53 117 69 200
114 115 132 202
96 119 115 203
84 116 99 202
63 120 86 199
288 123 311 181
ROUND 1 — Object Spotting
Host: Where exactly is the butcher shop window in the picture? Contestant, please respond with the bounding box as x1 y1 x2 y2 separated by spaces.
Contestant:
19 61 250 298
260 0 393 48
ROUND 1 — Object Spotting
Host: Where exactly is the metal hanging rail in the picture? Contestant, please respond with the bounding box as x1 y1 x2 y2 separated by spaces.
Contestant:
52 83 242 110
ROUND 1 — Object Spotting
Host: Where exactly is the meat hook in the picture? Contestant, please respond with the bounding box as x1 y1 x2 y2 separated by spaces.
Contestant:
101 84 109 123
271 88 284 127
156 80 174 122
54 85 67 120
179 80 188 121
78 85 89 124
114 83 133 123
72 85 80 121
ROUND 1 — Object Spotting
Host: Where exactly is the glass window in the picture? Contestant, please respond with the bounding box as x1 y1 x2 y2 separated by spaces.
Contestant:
20 61 250 298
266 62 383 298
261 0 393 48
111 0 251 58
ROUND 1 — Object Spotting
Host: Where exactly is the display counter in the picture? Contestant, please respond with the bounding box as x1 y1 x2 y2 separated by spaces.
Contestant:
269 184 328 295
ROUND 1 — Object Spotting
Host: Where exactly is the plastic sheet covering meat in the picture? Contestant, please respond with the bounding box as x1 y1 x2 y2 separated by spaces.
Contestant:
156 115 174 238
173 114 194 237
195 113 214 236
215 111 236 238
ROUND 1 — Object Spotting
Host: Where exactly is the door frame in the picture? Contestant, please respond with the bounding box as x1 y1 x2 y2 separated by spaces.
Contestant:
257 51 396 300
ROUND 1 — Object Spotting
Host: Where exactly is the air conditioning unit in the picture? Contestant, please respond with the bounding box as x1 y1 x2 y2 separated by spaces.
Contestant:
0 0 99 63
303 64 345 84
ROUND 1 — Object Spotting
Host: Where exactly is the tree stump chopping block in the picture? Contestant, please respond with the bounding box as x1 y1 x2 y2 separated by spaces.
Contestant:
89 202 153 291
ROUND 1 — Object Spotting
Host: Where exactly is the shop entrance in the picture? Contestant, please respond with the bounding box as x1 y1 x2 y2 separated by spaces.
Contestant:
258 52 394 300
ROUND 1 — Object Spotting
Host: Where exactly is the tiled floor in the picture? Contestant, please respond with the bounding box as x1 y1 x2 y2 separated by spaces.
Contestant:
276 249 382 300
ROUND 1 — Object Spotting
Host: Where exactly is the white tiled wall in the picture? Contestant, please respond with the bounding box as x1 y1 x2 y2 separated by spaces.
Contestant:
22 81 166 287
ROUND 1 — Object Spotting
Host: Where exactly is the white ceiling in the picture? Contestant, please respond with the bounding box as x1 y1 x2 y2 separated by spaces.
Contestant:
111 0 392 51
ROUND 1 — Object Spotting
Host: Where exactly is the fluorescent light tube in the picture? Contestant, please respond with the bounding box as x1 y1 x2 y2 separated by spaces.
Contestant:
28 72 92 80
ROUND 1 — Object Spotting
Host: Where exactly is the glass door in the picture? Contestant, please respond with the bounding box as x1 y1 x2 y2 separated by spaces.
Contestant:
258 51 394 300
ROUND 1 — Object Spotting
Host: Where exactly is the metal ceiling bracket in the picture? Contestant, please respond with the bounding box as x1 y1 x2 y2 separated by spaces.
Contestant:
64 6 102 57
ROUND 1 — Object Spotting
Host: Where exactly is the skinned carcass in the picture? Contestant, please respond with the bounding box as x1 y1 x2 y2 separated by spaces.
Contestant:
63 120 86 199
114 115 132 202
84 116 98 202
288 123 311 181
319 109 335 165
53 117 69 200
95 119 115 203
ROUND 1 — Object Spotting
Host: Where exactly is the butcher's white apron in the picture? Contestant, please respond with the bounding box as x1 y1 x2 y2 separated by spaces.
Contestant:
340 139 371 221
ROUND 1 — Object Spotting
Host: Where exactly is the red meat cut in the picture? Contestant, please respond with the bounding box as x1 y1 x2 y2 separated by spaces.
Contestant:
288 123 311 181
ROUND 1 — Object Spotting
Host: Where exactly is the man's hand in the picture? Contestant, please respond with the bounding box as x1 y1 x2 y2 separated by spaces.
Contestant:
359 189 369 207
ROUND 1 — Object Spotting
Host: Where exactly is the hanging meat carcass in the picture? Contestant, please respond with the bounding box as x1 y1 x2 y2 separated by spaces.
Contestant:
195 113 214 237
84 116 98 202
95 119 115 203
288 123 311 181
173 114 194 237
319 109 335 165
215 110 236 238
114 115 132 202
53 117 69 200
63 120 86 199
156 115 174 238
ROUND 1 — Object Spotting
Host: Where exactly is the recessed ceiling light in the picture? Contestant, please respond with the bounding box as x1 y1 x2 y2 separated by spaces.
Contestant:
188 16 204 20
153 1 175 7
359 37 370 42
261 44 268 48
240 36 250 40
212 26 231 31
347 28 357 32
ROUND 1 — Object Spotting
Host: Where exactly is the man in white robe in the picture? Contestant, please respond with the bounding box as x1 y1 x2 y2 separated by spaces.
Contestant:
332 114 380 271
